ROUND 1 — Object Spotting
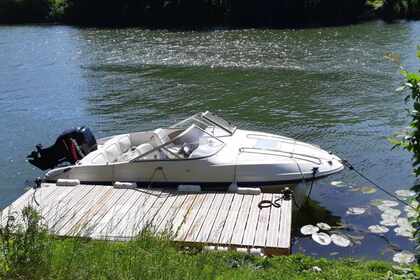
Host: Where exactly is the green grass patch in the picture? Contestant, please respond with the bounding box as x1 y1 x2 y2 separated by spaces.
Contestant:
1 207 419 280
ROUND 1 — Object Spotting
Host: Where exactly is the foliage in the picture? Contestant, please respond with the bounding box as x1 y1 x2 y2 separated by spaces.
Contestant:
0 0 51 23
48 0 67 21
0 206 52 279
0 0 370 27
382 0 420 20
391 48 420 260
0 207 419 280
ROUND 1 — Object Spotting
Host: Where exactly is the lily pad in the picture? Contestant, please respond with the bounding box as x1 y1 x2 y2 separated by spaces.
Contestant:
380 217 398 227
395 189 416 198
330 181 346 187
300 225 319 235
346 207 366 215
397 217 410 227
393 251 416 264
394 226 415 238
368 225 389 234
316 222 331 231
377 205 394 212
381 200 399 207
331 234 351 247
405 208 418 218
312 232 331 246
382 208 401 217
370 199 384 207
360 186 377 194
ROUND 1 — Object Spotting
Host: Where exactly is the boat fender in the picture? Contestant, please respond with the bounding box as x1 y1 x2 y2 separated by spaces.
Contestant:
113 182 137 189
177 185 201 193
236 248 248 254
203 246 216 252
216 246 228 252
56 179 80 187
249 248 263 256
229 183 261 195
236 187 261 195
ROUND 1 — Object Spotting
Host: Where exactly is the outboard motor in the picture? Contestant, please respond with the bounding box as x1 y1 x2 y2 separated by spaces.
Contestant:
27 126 97 170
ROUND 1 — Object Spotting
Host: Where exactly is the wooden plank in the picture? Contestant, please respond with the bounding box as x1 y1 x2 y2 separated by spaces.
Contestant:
278 196 292 249
46 185 101 232
40 186 94 228
195 192 226 243
151 192 179 233
1 186 67 227
89 189 145 238
38 186 79 218
206 193 234 244
254 193 273 247
55 186 112 235
242 194 263 246
184 193 216 242
155 193 188 234
230 194 254 245
132 191 171 232
108 189 163 239
169 194 198 236
2 183 292 253
63 187 122 236
75 188 129 237
218 194 244 244
174 193 207 241
265 194 283 248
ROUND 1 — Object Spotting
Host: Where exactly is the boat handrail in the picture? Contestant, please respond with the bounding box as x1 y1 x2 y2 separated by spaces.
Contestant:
238 147 322 165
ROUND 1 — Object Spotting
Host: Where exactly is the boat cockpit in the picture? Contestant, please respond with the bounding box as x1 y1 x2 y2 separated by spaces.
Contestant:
77 112 230 166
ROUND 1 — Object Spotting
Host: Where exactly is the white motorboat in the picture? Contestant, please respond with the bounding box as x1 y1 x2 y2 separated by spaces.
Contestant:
28 111 344 188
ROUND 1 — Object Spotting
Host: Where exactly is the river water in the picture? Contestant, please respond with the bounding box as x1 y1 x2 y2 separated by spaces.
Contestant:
0 21 419 260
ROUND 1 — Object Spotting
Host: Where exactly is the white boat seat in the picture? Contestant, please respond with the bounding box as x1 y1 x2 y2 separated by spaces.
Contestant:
152 128 171 146
79 134 133 165
79 150 107 165
104 142 121 163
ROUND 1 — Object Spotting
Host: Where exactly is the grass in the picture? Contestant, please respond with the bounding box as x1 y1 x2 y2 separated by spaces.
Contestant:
1 207 419 280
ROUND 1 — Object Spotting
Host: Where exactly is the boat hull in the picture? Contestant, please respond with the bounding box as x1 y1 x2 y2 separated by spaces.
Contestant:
44 129 344 188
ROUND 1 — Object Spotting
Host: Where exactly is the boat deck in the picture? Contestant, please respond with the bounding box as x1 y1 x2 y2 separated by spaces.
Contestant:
1 183 292 255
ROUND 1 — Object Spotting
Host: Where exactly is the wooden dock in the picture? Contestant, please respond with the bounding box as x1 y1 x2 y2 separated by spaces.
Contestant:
0 183 292 255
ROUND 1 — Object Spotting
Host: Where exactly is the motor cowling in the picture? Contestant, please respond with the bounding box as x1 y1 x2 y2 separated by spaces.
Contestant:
27 126 97 170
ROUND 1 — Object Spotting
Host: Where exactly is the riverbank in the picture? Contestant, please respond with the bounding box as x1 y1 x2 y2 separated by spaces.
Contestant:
0 0 419 28
0 216 418 280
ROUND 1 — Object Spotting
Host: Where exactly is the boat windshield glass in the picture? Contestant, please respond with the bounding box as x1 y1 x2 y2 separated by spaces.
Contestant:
134 125 224 161
170 111 236 137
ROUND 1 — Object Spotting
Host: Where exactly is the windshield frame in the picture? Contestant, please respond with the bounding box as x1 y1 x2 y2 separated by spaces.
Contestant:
170 111 236 136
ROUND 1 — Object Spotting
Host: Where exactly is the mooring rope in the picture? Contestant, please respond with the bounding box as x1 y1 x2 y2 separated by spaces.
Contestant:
341 159 416 210
31 177 42 206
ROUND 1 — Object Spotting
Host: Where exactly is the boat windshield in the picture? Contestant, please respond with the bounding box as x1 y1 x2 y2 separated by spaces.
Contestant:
134 125 224 161
170 111 236 137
